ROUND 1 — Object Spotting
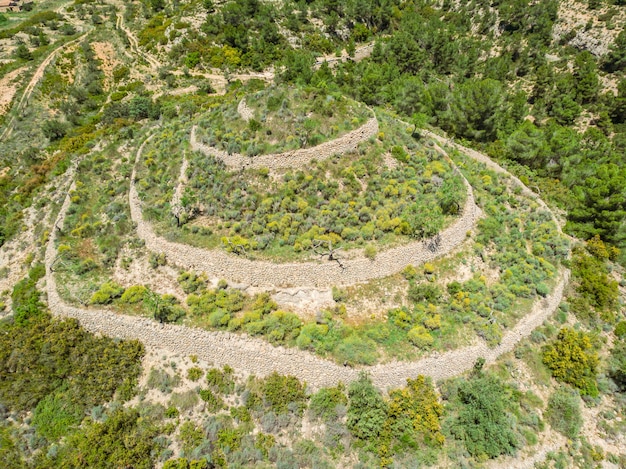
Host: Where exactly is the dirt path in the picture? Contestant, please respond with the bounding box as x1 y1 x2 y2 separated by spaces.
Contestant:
0 33 87 141
114 6 160 70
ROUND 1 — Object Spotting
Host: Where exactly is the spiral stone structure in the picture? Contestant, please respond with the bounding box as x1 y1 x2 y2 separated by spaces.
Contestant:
43 115 570 391
134 115 481 288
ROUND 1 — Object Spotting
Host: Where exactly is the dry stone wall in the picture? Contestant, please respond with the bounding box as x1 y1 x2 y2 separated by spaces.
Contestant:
190 116 379 171
45 178 568 390
425 130 564 233
137 120 480 288
130 170 479 288
44 132 570 391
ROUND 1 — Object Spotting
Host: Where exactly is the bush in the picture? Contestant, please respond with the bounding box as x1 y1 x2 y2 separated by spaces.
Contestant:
407 325 434 348
187 367 203 382
147 368 180 393
261 372 307 416
90 282 125 304
309 384 347 422
408 283 442 304
383 375 444 460
32 392 83 440
608 340 626 391
335 334 379 365
572 250 618 312
449 374 519 459
15 43 33 61
198 388 224 412
364 244 377 260
206 366 235 395
614 321 626 339
347 373 387 442
42 120 67 140
51 408 161 467
332 286 347 303
542 328 599 397
545 387 582 439
119 285 147 304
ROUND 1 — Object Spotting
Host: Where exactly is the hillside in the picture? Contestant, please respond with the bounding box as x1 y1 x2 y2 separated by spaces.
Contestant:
0 0 624 468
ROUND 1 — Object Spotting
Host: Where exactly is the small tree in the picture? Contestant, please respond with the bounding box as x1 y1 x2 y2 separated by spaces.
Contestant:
15 44 33 61
542 328 599 396
42 120 67 141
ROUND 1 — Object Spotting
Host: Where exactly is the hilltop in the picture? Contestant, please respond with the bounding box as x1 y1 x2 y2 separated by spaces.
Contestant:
0 0 624 468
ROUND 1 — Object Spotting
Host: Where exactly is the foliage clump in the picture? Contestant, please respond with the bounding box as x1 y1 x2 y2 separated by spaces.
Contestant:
545 387 583 439
542 328 599 397
447 373 520 460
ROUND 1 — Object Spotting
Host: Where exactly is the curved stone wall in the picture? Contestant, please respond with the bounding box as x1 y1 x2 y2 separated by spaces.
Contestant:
45 177 568 390
425 130 565 234
44 132 570 392
190 116 379 171
131 169 479 288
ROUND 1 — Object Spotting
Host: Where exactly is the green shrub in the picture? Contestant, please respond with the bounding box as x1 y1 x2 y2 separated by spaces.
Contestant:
177 271 206 294
50 408 161 467
309 384 347 422
119 285 147 304
402 264 418 281
149 252 167 268
364 244 377 260
261 372 307 416
381 375 444 463
42 119 67 140
614 321 626 339
163 458 209 469
608 340 626 391
206 366 235 395
332 286 347 303
90 282 124 304
542 328 599 397
572 250 618 312
449 373 520 459
407 325 434 348
335 334 379 365
165 406 179 418
178 421 204 452
545 387 582 439
408 283 442 304
199 388 224 412
0 313 143 413
146 368 180 393
32 392 83 440
347 373 387 442
186 367 203 381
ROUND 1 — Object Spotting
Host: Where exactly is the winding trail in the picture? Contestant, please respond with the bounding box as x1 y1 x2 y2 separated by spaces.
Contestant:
114 5 160 70
0 33 87 141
